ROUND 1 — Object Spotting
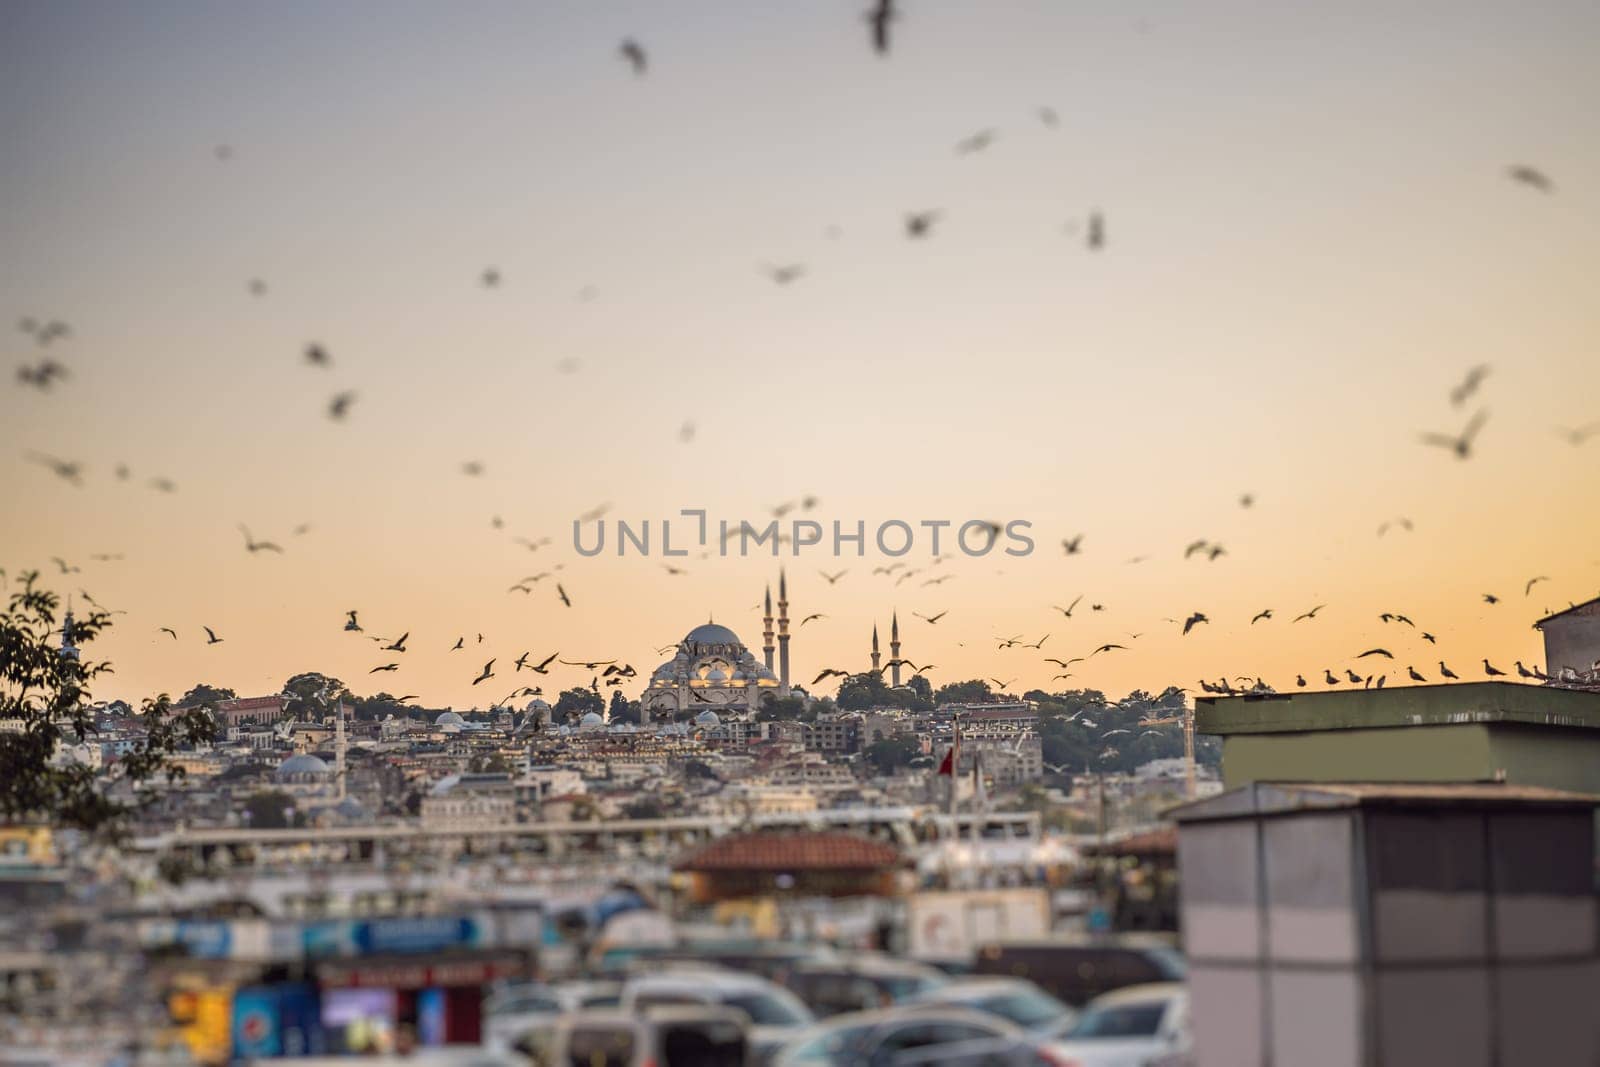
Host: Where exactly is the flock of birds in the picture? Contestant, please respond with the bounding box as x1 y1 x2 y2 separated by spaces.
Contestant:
11 5 1598 716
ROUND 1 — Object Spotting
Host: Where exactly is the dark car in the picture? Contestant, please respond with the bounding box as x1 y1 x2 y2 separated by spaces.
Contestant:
970 936 1185 1007
785 956 949 1017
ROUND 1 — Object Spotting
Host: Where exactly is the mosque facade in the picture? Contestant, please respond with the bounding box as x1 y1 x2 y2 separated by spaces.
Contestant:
641 571 794 722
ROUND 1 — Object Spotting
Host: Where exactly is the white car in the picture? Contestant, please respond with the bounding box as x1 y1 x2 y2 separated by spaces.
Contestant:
1036 982 1189 1067
773 1004 1025 1066
482 980 622 1050
621 968 815 1062
906 977 1076 1038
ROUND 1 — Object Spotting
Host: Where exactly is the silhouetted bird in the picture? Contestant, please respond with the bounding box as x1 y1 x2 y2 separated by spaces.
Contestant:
1483 659 1506 677
1182 612 1208 635
1061 534 1083 555
1357 648 1394 660
1324 669 1339 686
203 626 223 645
1420 409 1487 459
619 38 647 75
955 130 995 155
238 525 283 554
1296 674 1307 687
763 264 805 285
1449 364 1490 407
1086 211 1105 250
905 211 940 238
328 391 356 420
819 569 848 584
866 0 897 55
382 632 409 652
370 663 399 673
1251 609 1273 624
1439 661 1459 679
1506 164 1553 193
304 343 330 367
344 610 361 632
472 659 495 685
1408 665 1426 682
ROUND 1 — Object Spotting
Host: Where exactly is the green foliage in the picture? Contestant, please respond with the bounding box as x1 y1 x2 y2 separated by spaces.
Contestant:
244 790 297 829
468 751 514 774
1028 685 1217 776
282 672 348 720
837 673 931 712
1 572 214 834
864 736 920 775
934 679 993 704
755 694 814 723
554 686 604 721
179 683 236 708
349 692 421 720
608 690 641 725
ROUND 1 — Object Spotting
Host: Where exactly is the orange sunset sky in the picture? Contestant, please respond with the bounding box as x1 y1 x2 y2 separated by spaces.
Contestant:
3 1 1598 710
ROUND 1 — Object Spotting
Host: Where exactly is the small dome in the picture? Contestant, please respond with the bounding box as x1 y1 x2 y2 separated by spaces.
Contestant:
695 710 721 726
704 668 729 683
435 711 466 727
579 711 605 727
524 697 550 711
275 754 330 780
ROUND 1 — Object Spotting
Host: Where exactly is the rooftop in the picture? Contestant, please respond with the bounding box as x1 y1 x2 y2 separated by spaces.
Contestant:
1171 780 1600 823
676 830 903 872
1196 681 1600 735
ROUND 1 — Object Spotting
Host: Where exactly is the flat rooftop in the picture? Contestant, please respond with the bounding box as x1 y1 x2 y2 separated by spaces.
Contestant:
1196 681 1600 735
1172 780 1600 822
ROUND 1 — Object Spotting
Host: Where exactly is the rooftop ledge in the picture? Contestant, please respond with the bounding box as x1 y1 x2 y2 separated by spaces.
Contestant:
1195 681 1600 735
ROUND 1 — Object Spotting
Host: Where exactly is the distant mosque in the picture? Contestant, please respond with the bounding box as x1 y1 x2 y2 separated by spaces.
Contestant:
641 571 794 722
869 611 906 686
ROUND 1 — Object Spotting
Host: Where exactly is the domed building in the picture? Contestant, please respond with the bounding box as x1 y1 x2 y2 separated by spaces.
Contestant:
643 595 790 722
274 753 334 797
435 711 466 728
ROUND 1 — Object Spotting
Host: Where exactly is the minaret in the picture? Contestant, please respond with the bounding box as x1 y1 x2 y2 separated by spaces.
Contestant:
890 611 902 687
335 696 347 800
60 599 80 663
777 568 791 695
871 624 881 674
762 585 775 673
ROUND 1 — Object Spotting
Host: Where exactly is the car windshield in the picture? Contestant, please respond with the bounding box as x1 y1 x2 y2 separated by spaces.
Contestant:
1065 1000 1168 1039
724 991 812 1026
782 1023 874 1063
970 989 1068 1029
877 974 943 1001
1146 947 1188 980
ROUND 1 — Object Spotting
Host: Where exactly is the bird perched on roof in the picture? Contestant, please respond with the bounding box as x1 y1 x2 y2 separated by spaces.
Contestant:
1483 659 1506 677
1439 661 1459 680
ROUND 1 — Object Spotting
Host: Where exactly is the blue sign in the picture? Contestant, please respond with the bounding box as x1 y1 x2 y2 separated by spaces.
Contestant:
174 921 231 959
354 916 481 955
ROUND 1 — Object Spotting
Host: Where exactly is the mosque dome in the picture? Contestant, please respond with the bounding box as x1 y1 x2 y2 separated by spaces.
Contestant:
695 710 721 727
524 696 551 711
579 711 605 728
435 711 466 727
684 622 742 647
275 753 330 781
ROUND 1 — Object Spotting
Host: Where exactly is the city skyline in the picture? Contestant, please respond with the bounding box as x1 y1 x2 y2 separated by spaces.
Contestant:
4 1 1598 708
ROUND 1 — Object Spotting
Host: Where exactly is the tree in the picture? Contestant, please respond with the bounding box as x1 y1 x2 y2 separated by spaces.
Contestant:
934 679 993 704
864 737 920 776
623 796 666 820
755 695 814 723
1 573 214 833
608 690 641 725
243 790 297 829
468 752 514 774
179 683 236 709
554 687 604 721
835 672 894 710
282 672 347 720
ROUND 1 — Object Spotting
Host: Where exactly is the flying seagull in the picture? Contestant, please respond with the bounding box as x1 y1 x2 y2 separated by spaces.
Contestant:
1449 365 1490 407
819 569 848 585
866 0 896 55
619 38 647 75
914 611 947 624
1181 612 1209 636
472 659 495 685
238 525 283 554
203 626 223 645
1292 605 1326 623
1506 164 1553 193
905 211 940 238
1420 409 1488 459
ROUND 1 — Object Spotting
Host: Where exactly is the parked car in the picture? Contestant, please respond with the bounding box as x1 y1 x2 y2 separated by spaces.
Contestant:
907 977 1076 1038
773 1005 1025 1066
482 980 622 1050
1037 983 1190 1067
784 955 950 1016
512 1005 748 1067
621 968 816 1063
970 936 1185 1007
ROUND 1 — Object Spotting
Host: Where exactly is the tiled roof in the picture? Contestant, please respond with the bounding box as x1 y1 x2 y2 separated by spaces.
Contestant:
676 831 902 872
